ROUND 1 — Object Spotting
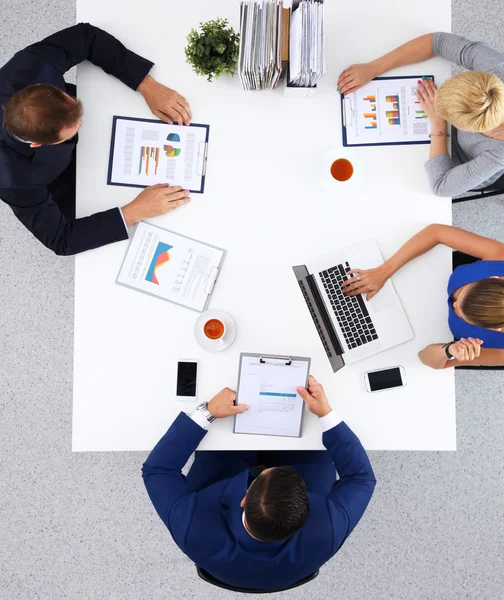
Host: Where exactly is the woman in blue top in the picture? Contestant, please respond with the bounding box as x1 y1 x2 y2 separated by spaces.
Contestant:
342 224 504 369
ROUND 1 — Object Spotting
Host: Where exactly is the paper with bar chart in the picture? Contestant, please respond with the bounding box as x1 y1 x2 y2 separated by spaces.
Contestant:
116 222 225 312
108 117 209 192
234 354 310 438
342 77 433 146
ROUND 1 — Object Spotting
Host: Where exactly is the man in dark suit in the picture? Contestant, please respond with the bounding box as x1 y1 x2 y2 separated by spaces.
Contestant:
142 376 376 591
0 23 192 255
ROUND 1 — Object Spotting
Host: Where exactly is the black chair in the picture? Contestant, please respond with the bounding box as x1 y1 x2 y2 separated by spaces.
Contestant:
195 566 319 594
452 251 504 370
451 127 504 204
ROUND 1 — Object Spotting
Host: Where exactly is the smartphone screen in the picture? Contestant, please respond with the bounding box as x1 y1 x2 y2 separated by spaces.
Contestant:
177 362 197 397
367 367 403 392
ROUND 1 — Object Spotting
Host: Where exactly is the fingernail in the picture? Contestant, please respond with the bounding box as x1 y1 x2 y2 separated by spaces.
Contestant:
296 387 303 392
244 404 249 410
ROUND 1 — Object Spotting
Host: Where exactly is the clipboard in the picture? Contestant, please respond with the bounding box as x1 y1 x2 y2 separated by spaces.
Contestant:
107 116 210 193
115 221 225 312
341 75 434 148
234 353 311 438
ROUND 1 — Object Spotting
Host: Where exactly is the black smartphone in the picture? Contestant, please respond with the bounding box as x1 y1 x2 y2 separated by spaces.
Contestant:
176 360 198 400
365 366 406 392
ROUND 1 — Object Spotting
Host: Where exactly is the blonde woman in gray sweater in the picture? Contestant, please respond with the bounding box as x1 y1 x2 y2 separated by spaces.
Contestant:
338 32 504 197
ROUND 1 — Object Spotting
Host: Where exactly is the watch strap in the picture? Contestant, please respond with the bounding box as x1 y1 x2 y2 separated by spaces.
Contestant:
443 341 456 360
197 402 215 423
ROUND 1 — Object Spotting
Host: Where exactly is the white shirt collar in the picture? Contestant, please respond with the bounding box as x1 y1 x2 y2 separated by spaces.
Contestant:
242 510 266 542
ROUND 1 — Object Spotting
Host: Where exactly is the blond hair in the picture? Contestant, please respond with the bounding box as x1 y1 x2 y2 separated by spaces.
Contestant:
462 278 504 329
435 71 504 133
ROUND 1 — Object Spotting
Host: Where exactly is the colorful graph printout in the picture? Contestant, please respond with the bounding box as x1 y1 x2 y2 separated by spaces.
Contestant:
385 95 400 126
164 133 181 158
145 241 173 285
342 76 434 146
139 146 160 175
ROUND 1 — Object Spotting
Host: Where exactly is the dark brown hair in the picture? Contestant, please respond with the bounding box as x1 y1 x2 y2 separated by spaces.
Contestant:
3 84 83 144
462 278 504 329
245 466 309 542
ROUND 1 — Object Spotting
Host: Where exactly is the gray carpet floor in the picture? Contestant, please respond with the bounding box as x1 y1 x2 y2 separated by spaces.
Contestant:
0 1 503 598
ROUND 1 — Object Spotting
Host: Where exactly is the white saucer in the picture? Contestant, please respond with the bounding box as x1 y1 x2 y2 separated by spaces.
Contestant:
318 149 364 194
194 309 237 352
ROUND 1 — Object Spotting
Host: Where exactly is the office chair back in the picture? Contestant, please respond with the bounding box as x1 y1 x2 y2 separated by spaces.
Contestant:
195 566 319 594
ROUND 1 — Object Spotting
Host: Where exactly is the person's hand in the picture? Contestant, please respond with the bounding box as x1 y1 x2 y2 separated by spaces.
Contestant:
138 74 192 126
121 184 190 226
207 388 249 418
415 78 445 129
449 338 483 362
296 376 332 418
337 63 378 95
341 266 388 300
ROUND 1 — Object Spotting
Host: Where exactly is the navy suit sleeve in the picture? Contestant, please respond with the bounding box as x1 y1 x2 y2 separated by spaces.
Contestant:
142 412 207 550
323 422 376 554
0 186 128 255
22 23 153 90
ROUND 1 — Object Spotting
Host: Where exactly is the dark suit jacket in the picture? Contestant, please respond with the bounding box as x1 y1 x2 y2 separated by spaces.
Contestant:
0 23 153 255
142 412 376 590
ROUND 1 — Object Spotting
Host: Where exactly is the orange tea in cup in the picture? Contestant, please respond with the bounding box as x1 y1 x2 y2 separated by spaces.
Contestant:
203 318 225 340
330 158 354 182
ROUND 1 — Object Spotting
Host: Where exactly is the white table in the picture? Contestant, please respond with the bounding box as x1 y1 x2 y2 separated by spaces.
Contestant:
73 0 455 451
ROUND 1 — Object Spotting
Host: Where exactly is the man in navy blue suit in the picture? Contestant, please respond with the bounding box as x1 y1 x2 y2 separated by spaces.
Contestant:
143 376 376 591
0 23 192 255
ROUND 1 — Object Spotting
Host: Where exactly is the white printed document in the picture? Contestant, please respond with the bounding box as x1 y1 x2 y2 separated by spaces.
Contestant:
234 354 311 438
116 222 225 312
107 117 209 193
342 76 433 146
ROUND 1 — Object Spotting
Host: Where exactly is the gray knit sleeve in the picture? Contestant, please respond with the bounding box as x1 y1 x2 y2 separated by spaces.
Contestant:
432 32 504 76
425 151 504 197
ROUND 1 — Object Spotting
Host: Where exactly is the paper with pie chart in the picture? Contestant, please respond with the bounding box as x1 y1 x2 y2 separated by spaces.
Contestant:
116 222 226 312
107 116 210 193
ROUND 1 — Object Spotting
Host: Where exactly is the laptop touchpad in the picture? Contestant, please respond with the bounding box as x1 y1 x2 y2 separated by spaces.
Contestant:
368 283 396 312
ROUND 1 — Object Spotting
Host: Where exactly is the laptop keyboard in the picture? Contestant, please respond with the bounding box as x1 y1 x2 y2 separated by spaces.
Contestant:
298 280 333 358
319 262 379 350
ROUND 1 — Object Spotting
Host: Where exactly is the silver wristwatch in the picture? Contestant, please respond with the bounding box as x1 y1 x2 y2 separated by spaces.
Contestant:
197 402 215 423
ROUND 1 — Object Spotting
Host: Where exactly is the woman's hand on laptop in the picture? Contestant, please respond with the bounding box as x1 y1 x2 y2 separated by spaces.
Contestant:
341 266 388 300
297 376 332 418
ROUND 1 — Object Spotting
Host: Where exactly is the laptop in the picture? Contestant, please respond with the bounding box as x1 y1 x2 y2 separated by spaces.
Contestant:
293 240 414 372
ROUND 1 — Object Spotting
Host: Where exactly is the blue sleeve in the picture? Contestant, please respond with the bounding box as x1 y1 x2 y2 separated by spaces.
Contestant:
0 186 128 255
323 422 376 553
22 23 153 90
142 412 207 550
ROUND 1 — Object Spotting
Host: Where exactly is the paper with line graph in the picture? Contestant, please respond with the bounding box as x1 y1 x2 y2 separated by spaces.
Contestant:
107 116 209 193
116 222 225 311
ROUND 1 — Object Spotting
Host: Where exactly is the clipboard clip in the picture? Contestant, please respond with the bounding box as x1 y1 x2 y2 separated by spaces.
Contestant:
260 355 292 366
204 267 219 295
197 142 208 177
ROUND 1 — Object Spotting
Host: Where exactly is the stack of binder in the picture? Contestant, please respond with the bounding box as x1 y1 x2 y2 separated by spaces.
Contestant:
238 0 288 91
288 0 325 88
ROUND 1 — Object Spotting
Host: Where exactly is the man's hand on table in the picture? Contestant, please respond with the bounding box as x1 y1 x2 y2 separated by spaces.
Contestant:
297 376 332 418
121 184 191 227
207 388 249 419
138 74 192 126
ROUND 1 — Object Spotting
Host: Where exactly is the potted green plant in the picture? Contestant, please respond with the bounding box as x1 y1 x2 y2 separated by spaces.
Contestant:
185 18 240 82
